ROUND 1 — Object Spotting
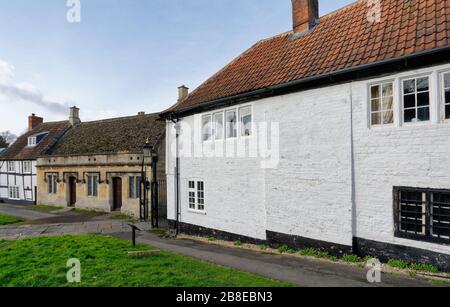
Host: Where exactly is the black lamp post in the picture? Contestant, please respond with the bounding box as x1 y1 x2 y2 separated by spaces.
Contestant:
149 145 159 228
140 140 152 221
139 139 159 227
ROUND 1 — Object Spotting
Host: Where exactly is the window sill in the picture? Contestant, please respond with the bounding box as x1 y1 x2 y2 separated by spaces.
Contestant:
188 209 207 215
395 232 450 246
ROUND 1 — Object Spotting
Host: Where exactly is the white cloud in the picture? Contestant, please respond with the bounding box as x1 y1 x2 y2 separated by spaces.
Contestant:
0 58 68 115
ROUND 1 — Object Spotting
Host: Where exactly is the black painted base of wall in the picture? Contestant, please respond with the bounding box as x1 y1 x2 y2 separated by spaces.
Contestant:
353 237 450 272
0 198 34 206
168 220 266 245
169 220 450 272
266 230 352 257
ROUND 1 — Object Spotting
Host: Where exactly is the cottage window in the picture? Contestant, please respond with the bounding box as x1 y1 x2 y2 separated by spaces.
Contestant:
188 181 196 210
370 83 394 126
23 161 32 173
7 161 15 172
129 176 142 199
87 175 98 197
395 187 450 243
402 77 430 123
28 136 37 147
202 115 212 142
240 106 252 136
226 110 237 139
443 72 450 119
8 186 20 200
188 180 205 212
48 175 57 194
213 112 224 140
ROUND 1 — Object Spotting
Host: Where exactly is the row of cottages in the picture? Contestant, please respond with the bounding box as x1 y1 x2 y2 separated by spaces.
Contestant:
0 106 166 218
161 0 450 271
36 109 166 217
0 114 70 204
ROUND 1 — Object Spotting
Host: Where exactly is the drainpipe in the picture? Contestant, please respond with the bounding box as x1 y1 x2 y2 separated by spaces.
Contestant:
171 116 181 236
349 83 357 254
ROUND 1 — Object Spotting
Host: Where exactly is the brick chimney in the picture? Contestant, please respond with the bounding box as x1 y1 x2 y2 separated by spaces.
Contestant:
178 85 189 102
292 0 319 33
28 113 43 131
69 106 81 126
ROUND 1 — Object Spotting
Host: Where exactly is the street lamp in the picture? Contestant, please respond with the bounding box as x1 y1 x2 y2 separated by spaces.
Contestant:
139 139 159 227
149 145 159 228
140 140 152 221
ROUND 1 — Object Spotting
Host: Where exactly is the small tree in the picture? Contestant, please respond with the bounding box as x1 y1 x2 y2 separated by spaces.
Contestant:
0 131 17 148
0 135 7 148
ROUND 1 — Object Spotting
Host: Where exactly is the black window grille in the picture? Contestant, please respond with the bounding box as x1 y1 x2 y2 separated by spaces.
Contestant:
394 187 450 244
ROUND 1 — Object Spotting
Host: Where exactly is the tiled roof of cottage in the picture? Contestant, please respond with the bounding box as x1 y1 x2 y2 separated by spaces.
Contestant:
165 0 449 114
48 113 165 156
0 121 71 160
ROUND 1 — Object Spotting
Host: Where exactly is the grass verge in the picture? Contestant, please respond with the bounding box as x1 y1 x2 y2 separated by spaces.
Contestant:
0 214 24 226
0 235 291 287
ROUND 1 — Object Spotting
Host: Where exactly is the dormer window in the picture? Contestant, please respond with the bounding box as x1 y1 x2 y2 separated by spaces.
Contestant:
27 132 48 147
28 136 37 147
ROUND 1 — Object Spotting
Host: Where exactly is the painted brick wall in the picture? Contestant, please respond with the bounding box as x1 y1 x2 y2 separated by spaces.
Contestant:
166 111 267 240
352 63 450 255
263 86 353 247
166 62 450 256
166 83 354 245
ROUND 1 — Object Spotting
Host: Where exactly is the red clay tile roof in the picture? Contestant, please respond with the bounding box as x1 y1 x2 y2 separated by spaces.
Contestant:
166 0 449 114
0 121 71 160
48 113 165 156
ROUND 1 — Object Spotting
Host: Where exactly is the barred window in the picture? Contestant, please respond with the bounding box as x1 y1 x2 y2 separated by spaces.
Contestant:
395 187 450 243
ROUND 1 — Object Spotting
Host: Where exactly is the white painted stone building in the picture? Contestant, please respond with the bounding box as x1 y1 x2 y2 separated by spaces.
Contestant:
161 0 450 270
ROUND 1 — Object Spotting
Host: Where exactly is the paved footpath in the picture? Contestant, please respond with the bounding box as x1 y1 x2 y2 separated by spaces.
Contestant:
112 232 440 288
0 220 152 240
0 203 55 220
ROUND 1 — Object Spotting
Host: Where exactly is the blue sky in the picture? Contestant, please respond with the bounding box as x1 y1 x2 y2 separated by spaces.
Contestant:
0 0 355 135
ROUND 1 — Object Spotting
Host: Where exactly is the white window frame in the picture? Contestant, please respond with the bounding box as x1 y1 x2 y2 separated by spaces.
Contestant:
202 114 213 142
213 112 224 140
239 106 253 137
369 82 394 127
401 75 431 124
7 161 15 173
23 161 32 174
8 186 20 200
187 180 206 213
28 136 37 147
225 109 238 140
441 71 450 122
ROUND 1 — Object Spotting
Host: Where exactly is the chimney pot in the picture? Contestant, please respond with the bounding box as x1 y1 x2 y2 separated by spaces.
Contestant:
138 111 145 116
28 114 43 131
178 85 189 101
292 0 319 33
69 106 81 126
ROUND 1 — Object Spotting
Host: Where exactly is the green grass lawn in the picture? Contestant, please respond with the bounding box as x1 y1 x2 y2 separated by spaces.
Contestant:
0 235 291 287
0 214 24 225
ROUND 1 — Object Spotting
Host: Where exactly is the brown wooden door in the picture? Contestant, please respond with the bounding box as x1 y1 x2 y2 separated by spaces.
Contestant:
69 177 77 207
112 178 122 211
